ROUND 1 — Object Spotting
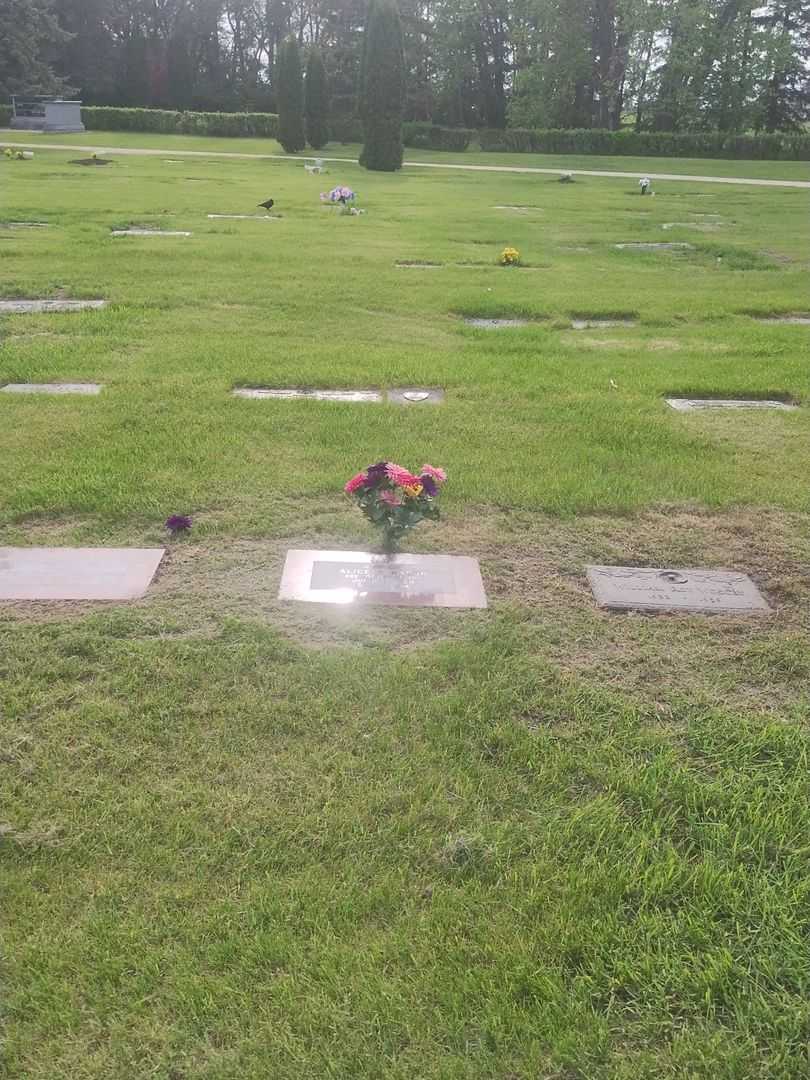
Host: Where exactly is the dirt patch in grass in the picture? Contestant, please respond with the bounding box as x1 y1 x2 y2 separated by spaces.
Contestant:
2 505 808 714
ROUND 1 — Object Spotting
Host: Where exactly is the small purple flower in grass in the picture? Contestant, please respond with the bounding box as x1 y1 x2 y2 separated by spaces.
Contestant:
165 514 192 535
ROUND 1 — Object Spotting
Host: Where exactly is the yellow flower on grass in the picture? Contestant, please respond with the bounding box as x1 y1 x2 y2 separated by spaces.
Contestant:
403 483 423 498
500 246 521 266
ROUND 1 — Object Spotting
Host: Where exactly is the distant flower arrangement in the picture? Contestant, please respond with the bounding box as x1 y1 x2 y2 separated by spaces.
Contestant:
321 186 365 215
345 461 446 551
165 514 192 536
499 246 521 266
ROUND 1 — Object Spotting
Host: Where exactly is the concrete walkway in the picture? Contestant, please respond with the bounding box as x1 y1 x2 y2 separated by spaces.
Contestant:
5 139 810 188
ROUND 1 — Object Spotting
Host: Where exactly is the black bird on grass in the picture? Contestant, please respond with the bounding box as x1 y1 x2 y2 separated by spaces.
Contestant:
258 198 275 212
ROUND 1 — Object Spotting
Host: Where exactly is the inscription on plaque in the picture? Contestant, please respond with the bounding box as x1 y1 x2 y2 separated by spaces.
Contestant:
666 397 797 412
0 299 106 314
587 565 771 614
1 382 102 395
279 550 487 608
233 387 382 403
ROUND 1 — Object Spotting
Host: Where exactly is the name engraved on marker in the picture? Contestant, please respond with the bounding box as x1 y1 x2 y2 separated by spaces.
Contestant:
311 560 450 598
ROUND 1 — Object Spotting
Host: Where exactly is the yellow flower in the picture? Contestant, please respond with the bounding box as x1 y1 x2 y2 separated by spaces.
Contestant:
403 483 423 498
500 246 521 265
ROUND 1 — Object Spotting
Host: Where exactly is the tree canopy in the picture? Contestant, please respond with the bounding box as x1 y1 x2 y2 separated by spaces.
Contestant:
3 0 808 134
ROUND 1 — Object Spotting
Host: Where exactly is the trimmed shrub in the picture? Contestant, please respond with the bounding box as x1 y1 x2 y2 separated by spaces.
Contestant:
329 115 363 143
478 126 810 161
305 46 330 150
0 104 12 126
360 0 404 172
402 122 473 152
81 106 279 139
277 37 306 153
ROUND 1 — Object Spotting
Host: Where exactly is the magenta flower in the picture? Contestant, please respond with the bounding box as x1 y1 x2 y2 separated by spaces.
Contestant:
344 471 368 494
379 489 403 506
420 464 447 483
386 463 421 488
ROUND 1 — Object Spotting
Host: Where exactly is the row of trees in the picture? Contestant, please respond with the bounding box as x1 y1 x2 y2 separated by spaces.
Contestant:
2 0 809 134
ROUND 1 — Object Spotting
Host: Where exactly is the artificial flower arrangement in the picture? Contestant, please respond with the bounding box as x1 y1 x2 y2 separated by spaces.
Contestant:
320 186 364 215
499 246 521 266
345 461 446 552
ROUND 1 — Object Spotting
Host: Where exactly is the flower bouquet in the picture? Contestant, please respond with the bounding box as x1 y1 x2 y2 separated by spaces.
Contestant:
345 461 446 552
499 246 521 266
320 186 364 215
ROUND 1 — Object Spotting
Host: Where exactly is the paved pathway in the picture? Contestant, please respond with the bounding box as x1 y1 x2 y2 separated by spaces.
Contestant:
5 139 810 188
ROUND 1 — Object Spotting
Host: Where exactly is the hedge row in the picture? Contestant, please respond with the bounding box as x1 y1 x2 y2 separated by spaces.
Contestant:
478 126 810 160
402 122 473 152
82 106 279 139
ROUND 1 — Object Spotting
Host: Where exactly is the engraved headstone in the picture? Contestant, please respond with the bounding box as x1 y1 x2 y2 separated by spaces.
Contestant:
666 397 797 412
1 382 102 395
0 547 164 601
387 388 444 405
111 229 191 237
0 299 106 314
464 318 530 329
279 550 487 608
233 387 382 403
614 242 693 251
587 565 771 614
571 318 636 330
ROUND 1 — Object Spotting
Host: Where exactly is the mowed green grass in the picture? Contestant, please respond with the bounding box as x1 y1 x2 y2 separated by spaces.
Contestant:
2 144 810 1080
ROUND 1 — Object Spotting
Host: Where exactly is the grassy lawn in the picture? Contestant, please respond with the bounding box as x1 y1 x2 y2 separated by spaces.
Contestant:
3 127 810 181
2 144 810 1079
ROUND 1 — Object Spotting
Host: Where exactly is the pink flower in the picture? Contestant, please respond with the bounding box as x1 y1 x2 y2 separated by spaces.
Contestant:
386 463 421 488
344 471 368 494
420 464 447 483
379 489 403 506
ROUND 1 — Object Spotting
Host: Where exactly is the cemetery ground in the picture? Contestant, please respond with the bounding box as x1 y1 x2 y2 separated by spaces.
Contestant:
1 140 810 1079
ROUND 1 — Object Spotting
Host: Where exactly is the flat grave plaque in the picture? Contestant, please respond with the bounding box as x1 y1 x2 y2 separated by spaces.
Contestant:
233 387 382 403
756 315 810 325
0 547 165 601
571 318 636 330
2 222 51 229
207 214 275 220
666 397 797 412
464 318 530 329
279 550 487 608
0 299 106 314
387 388 444 405
1 382 102 395
614 242 693 251
395 261 442 268
587 565 771 614
111 229 192 237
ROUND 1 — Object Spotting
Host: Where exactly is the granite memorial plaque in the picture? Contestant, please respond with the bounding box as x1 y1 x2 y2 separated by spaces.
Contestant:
207 214 274 220
0 547 165 601
279 550 487 608
587 565 770 614
464 318 530 329
756 316 810 325
614 242 693 251
111 229 191 237
571 318 636 330
387 388 444 405
1 382 102 395
0 299 106 314
233 387 382 403
666 397 797 412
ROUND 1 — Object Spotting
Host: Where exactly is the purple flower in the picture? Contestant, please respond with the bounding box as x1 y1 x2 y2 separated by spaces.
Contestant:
165 514 192 534
364 461 389 485
419 474 438 497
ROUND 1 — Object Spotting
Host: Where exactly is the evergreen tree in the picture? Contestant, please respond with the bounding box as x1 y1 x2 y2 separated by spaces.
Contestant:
359 0 404 171
276 35 305 153
305 45 330 149
0 0 72 99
